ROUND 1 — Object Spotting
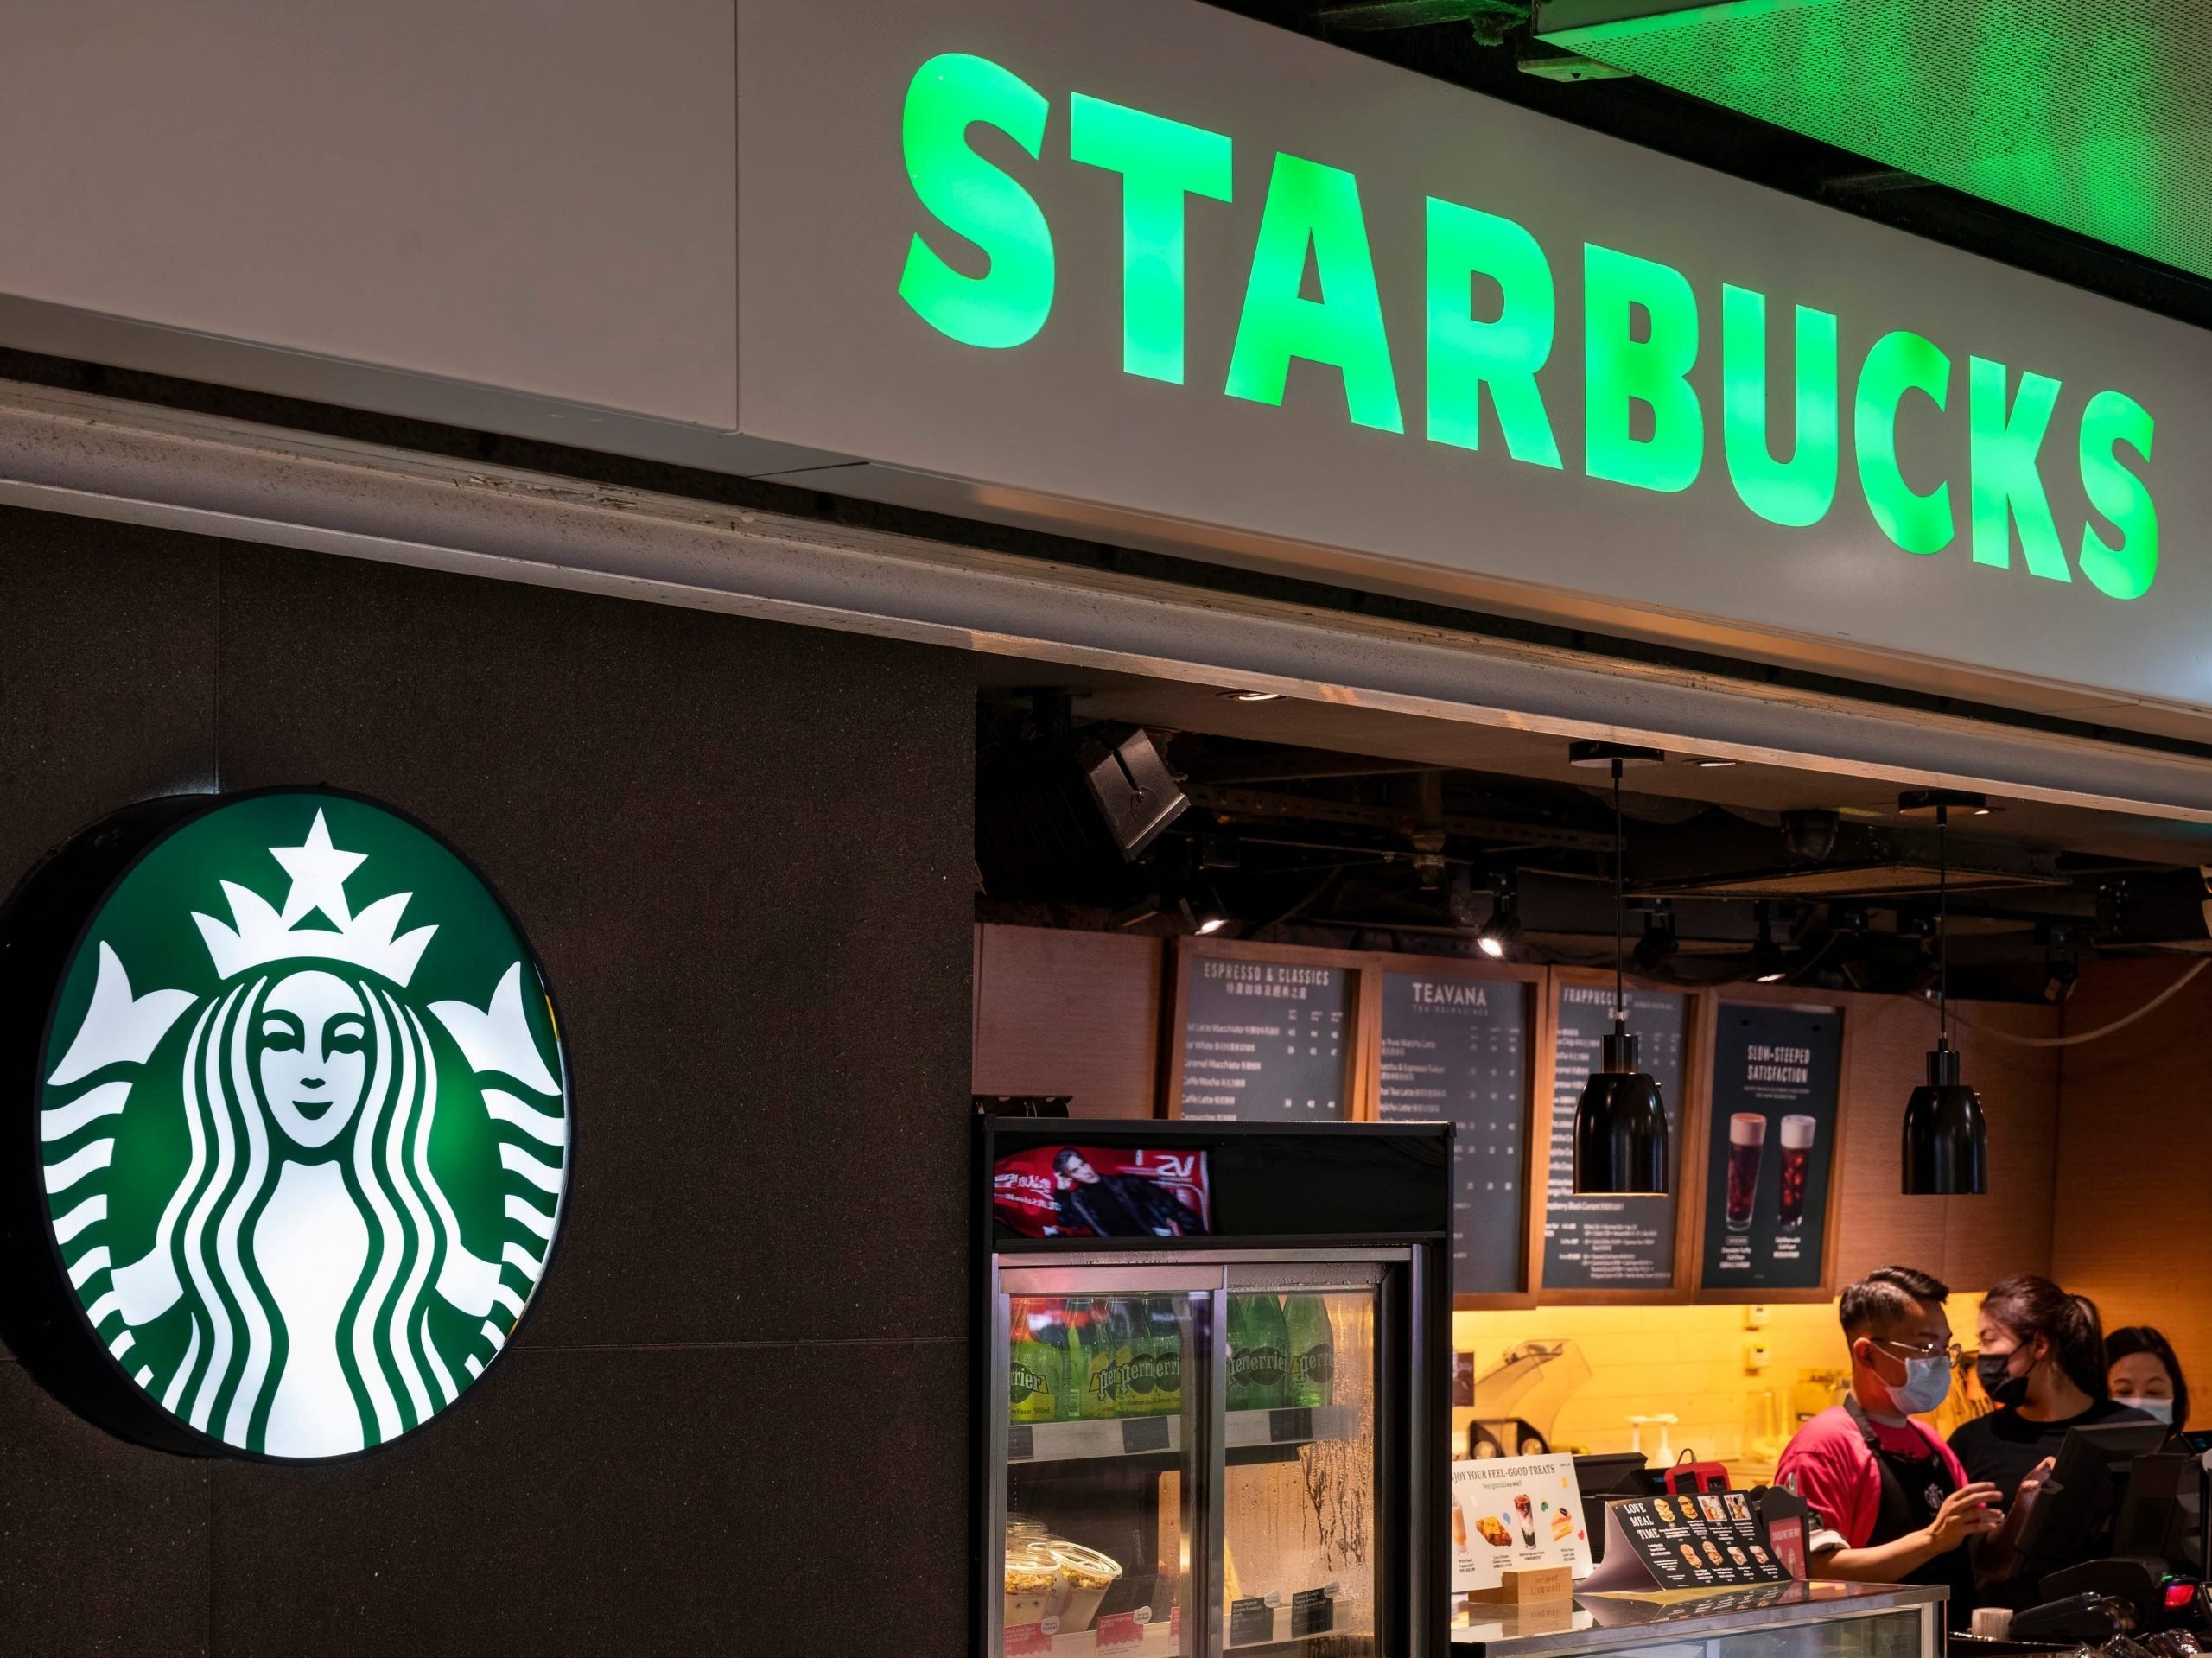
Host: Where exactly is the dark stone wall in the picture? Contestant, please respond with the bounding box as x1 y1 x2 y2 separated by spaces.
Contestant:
0 507 976 1656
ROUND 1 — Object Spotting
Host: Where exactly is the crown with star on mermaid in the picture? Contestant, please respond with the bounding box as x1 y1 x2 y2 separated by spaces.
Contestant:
191 809 436 987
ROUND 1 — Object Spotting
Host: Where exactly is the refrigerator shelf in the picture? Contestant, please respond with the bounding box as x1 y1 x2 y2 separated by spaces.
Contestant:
1007 1404 1358 1466
1002 1615 1178 1655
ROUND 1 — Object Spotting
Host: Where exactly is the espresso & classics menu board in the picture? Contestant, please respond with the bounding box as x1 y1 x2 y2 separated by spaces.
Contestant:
1378 970 1530 1294
1178 955 1351 1121
1699 1004 1844 1291
1541 986 1688 1292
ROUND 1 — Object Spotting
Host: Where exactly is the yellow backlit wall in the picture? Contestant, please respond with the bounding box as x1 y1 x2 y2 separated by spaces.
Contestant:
1454 1295 1989 1482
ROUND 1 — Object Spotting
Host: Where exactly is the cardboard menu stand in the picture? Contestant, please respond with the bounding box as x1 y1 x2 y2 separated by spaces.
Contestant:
1450 1454 1592 1593
1579 1490 1799 1594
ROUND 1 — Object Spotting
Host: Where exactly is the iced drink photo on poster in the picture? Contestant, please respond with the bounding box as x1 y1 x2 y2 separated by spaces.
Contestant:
1777 1115 1816 1231
1725 1113 1767 1231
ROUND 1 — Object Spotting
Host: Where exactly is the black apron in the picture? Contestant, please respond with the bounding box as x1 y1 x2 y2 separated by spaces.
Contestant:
1847 1397 1976 1631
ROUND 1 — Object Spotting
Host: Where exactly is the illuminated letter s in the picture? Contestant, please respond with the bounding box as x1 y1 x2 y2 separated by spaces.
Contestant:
898 54 1055 349
2077 391 2158 600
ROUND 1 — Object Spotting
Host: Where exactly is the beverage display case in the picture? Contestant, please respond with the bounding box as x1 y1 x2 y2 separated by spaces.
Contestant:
976 1120 1452 1658
1450 1581 1942 1658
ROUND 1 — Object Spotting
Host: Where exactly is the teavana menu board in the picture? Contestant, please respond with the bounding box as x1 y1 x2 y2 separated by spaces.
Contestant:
1378 971 1530 1295
1179 956 1351 1121
1541 986 1688 1291
1700 1004 1844 1290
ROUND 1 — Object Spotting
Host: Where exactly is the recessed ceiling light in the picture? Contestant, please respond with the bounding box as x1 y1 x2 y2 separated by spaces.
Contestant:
1693 758 1738 768
1756 971 1786 983
1196 916 1229 935
1217 689 1281 702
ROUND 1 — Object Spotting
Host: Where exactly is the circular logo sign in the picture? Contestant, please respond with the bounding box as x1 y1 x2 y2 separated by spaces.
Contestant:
14 791 569 1459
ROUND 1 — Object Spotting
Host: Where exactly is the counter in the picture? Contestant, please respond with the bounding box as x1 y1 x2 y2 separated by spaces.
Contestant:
1452 1581 1943 1658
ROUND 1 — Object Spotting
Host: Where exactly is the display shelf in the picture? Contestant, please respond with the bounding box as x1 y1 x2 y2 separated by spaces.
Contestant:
1002 1612 1178 1655
1007 1404 1358 1466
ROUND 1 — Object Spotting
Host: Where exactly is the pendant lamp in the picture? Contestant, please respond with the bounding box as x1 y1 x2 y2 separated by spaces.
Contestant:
1572 747 1670 1194
1898 790 1990 1195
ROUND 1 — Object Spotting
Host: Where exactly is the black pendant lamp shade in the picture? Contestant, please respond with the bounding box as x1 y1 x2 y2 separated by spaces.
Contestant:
1575 1023 1670 1193
1902 1038 1987 1196
1900 791 1991 1195
1571 748 1671 1195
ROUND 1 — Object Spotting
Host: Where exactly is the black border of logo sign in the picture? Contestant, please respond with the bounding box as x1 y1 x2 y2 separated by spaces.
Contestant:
0 787 575 1461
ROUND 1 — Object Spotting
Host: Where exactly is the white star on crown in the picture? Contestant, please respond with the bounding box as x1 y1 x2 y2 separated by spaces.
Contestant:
192 810 436 986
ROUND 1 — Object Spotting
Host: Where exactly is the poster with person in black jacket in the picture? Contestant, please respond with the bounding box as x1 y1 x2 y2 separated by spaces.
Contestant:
993 1145 1212 1237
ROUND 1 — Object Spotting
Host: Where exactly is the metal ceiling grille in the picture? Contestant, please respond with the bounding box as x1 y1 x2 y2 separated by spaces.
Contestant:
1539 0 2212 281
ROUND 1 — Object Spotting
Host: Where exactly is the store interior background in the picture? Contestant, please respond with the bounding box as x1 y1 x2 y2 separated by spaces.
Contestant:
973 668 2212 1480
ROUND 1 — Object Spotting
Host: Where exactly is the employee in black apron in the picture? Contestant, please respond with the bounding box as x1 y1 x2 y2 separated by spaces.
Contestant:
1776 1267 2005 1629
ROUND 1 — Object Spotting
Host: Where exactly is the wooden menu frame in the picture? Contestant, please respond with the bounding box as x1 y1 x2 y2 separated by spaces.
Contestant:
1531 967 1711 1305
1362 951 1549 1311
1162 936 1374 1122
1688 989 1853 1305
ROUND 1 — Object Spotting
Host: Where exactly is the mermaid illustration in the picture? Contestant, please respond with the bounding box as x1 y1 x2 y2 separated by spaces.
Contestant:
38 804 569 1458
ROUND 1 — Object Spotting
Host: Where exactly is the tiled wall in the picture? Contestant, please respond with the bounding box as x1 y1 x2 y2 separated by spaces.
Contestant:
1453 1295 1988 1481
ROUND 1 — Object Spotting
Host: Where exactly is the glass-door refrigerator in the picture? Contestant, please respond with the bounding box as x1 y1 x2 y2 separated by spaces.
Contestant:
976 1119 1452 1658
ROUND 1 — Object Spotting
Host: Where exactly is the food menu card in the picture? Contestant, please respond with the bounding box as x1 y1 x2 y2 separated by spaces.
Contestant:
1178 956 1350 1121
1580 1491 1793 1592
1698 1005 1844 1291
1378 971 1530 1295
1448 1454 1591 1591
1541 986 1688 1291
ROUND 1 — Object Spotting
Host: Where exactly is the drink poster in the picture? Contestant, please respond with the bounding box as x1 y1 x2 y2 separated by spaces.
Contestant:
1579 1490 1794 1592
1378 971 1530 1295
1178 955 1351 1121
1449 1454 1591 1591
1541 986 1688 1291
1698 1004 1844 1291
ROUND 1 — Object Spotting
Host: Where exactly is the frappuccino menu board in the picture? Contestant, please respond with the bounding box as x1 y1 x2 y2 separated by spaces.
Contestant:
1700 1005 1844 1291
1178 956 1351 1121
1378 971 1530 1294
1583 1491 1791 1592
1541 986 1688 1291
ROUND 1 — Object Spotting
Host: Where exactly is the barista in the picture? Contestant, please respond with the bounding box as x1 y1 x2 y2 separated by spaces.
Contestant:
2106 1326 2190 1430
1952 1275 2148 1503
1775 1267 2001 1628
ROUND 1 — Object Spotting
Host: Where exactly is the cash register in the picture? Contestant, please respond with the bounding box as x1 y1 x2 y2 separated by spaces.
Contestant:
2008 1422 2211 1640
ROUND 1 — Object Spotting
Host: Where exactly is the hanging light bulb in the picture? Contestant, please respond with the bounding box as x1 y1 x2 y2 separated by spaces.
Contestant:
1475 880 1521 959
1898 790 1989 1195
1573 748 1670 1194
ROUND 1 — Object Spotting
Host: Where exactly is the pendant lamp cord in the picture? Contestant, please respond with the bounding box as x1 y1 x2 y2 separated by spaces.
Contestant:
1937 804 1949 1048
1613 757 1625 1028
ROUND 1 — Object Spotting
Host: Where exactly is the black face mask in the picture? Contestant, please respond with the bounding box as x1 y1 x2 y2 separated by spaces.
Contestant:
1978 1350 2032 1409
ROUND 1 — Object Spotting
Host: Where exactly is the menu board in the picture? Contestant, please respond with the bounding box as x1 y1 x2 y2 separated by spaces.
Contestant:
1699 1004 1844 1290
1582 1491 1793 1592
1541 986 1688 1292
1178 956 1351 1121
1449 1453 1592 1591
1378 971 1530 1295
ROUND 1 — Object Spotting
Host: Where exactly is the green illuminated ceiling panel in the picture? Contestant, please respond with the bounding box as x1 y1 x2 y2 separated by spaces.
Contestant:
1537 0 2212 282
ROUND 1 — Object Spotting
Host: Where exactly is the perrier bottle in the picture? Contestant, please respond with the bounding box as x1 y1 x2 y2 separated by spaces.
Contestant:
1285 1294 1335 1408
1079 1299 1121 1420
1115 1299 1156 1416
1147 1296 1183 1416
1007 1299 1058 1424
1228 1294 1292 1412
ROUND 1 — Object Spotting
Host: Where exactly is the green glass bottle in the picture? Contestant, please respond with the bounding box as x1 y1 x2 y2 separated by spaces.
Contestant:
1224 1293 1255 1413
1116 1298 1155 1415
1079 1299 1121 1420
1243 1293 1292 1412
1008 1298 1059 1424
1284 1294 1335 1408
1055 1299 1087 1421
1147 1296 1184 1416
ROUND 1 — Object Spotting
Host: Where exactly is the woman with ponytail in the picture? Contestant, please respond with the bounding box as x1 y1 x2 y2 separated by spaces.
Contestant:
1951 1275 2152 1509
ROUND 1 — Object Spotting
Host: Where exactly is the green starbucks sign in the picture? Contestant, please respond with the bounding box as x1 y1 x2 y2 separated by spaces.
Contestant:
0 791 569 1459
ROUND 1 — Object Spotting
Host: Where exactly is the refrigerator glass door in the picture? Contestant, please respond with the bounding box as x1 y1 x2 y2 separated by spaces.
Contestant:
994 1267 1213 1658
1218 1264 1386 1656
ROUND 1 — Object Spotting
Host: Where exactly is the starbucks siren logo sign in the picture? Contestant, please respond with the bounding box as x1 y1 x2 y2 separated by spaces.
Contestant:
16 791 569 1458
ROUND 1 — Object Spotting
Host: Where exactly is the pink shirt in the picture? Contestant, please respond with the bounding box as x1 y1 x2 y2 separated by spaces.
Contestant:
1775 1403 1969 1550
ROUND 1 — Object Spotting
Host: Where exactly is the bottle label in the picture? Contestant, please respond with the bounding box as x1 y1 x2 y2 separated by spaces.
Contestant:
1294 1347 1334 1390
1010 1361 1049 1403
1243 1347 1287 1388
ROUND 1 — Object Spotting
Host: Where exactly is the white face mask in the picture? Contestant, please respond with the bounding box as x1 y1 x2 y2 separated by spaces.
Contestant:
2125 1395 2177 1425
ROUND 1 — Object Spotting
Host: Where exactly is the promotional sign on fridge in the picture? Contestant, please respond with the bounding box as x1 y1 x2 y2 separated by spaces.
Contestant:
976 1117 1451 1658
